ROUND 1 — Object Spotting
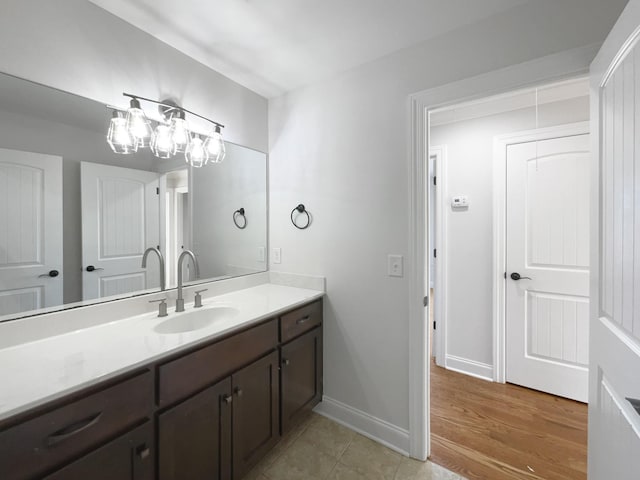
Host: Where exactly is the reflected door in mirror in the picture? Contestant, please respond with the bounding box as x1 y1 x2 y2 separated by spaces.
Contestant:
0 148 63 316
81 162 160 300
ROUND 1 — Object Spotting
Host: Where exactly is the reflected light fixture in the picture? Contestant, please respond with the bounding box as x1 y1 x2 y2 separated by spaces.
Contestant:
151 124 174 159
125 97 153 147
185 134 209 168
204 125 226 163
169 110 190 153
107 111 137 154
106 93 226 168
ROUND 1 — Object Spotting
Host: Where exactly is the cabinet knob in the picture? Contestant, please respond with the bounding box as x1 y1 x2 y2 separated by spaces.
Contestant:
235 388 243 397
136 446 150 460
223 394 233 404
282 359 290 366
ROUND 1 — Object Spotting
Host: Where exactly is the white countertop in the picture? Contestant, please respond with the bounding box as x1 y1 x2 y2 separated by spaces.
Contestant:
0 283 324 422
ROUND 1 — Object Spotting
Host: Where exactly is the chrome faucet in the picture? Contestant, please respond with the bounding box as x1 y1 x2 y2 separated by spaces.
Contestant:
142 247 166 291
176 249 199 312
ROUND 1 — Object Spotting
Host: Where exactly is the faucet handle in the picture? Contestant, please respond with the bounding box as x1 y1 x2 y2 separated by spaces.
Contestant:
194 289 208 308
149 298 168 318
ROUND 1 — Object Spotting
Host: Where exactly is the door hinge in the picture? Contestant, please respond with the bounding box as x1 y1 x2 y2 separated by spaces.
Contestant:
433 249 437 258
433 321 436 330
156 187 160 195
423 296 429 307
433 176 437 186
504 272 507 279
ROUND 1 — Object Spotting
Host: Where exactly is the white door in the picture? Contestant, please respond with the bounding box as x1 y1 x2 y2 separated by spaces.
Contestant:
81 162 160 300
506 132 590 402
589 2 640 478
0 148 63 317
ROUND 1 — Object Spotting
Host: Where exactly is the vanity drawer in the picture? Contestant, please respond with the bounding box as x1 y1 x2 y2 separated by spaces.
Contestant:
0 370 153 480
158 319 278 407
280 300 322 343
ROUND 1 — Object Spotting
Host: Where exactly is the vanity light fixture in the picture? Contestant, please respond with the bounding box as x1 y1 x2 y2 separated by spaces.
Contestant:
125 97 153 147
106 93 225 168
107 110 137 154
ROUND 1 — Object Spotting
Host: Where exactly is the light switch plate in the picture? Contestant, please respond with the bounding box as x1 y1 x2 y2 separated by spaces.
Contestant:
272 247 282 264
388 254 404 277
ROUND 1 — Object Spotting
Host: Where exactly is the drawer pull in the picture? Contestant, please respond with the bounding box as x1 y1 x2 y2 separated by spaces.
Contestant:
46 412 103 447
296 315 311 325
136 445 151 460
235 388 243 397
282 358 290 366
223 394 233 404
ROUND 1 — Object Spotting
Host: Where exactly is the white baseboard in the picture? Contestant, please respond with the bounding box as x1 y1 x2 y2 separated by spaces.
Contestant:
313 396 410 456
445 355 494 381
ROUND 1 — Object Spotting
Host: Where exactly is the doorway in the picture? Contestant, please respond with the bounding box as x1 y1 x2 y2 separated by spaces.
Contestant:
424 77 590 479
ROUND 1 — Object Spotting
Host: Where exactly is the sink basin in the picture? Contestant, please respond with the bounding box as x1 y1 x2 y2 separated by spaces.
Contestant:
153 306 239 334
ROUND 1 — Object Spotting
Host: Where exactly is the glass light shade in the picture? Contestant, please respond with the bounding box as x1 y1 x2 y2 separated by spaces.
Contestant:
126 103 153 148
151 125 174 159
170 114 190 153
107 112 137 154
204 128 226 163
185 135 209 168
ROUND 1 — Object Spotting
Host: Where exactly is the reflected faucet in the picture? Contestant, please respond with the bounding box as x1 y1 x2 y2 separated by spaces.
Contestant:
176 249 199 312
142 247 166 291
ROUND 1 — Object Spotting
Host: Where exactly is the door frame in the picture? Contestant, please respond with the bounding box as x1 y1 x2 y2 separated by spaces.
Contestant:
407 45 595 460
428 146 447 368
492 121 590 384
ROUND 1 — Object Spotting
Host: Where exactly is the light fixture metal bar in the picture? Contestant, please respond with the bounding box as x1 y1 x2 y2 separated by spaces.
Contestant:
122 92 225 129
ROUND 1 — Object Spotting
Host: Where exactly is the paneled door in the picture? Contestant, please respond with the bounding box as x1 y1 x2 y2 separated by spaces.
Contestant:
0 148 62 317
505 131 590 402
81 162 160 300
589 1 640 477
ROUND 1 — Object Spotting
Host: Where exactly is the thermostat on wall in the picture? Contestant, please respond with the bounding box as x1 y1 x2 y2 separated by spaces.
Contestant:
451 195 469 209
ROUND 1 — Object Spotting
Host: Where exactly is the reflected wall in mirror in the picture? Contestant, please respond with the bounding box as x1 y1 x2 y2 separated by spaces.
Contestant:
0 73 267 321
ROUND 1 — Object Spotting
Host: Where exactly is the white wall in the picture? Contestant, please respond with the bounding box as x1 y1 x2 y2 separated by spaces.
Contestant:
268 0 624 443
0 0 267 152
431 96 589 372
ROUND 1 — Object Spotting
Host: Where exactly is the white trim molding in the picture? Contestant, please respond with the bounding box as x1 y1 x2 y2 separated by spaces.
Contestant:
492 121 590 384
408 44 595 461
314 397 410 456
445 355 494 382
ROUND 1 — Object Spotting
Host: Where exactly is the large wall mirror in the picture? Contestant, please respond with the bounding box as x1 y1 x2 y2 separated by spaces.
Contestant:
0 73 267 322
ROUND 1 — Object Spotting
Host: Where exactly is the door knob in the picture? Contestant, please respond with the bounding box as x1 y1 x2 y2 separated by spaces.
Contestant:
222 394 233 405
511 272 532 281
235 388 243 397
86 265 104 272
38 270 59 278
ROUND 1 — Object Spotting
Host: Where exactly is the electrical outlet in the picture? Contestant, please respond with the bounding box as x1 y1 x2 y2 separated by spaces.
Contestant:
388 254 404 277
258 246 265 262
272 247 282 264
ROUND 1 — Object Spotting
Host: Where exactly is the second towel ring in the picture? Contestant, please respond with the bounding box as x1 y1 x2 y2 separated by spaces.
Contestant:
291 204 311 230
233 208 247 229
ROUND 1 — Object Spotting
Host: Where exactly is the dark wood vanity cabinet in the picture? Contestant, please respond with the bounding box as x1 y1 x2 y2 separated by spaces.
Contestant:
0 298 322 480
281 326 323 434
44 422 154 480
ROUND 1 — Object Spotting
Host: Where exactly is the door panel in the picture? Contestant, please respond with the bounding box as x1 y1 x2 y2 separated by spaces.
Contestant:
590 2 640 477
0 148 62 317
232 351 280 480
81 162 160 301
506 133 590 402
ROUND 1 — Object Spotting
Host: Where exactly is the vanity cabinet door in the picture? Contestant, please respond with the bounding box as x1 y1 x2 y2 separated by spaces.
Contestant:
231 351 280 479
281 327 323 434
44 422 154 480
158 378 232 480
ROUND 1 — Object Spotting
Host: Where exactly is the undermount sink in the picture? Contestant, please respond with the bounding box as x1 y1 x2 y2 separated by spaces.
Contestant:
153 306 240 334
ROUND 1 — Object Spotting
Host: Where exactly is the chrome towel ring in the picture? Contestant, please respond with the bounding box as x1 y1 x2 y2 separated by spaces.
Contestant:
233 208 247 229
291 204 311 230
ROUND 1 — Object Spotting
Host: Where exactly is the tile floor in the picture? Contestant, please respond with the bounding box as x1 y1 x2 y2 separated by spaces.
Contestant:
243 413 465 480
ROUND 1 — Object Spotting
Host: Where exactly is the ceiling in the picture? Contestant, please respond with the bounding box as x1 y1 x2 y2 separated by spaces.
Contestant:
88 0 530 98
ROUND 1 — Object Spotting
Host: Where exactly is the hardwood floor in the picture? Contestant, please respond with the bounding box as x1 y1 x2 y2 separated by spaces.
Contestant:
429 360 588 480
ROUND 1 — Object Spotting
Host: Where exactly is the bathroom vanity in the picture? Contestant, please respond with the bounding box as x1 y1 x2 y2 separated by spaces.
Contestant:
0 287 323 480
